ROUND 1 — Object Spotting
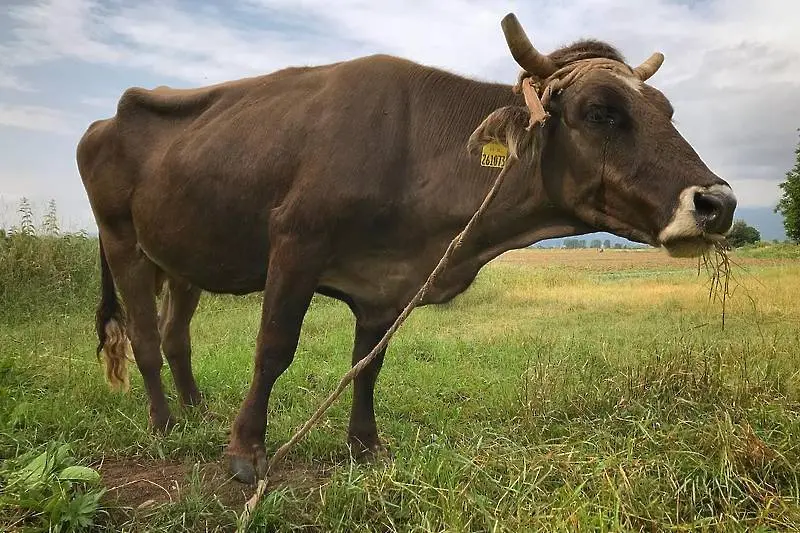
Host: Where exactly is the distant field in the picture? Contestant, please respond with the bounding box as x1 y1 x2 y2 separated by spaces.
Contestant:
2 241 799 532
496 246 798 267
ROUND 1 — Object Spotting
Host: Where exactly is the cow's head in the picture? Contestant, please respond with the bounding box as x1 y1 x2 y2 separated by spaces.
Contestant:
471 14 736 258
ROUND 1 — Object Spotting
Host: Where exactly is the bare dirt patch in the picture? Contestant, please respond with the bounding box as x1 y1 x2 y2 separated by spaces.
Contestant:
97 456 330 511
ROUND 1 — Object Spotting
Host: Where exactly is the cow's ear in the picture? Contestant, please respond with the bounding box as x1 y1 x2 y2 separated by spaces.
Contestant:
467 106 533 159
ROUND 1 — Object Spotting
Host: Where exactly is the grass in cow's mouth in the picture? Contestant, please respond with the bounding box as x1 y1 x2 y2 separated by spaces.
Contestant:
2 242 800 531
698 239 767 332
699 238 733 328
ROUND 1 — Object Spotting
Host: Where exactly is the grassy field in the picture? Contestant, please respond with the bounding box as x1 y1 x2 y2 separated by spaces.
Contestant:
2 236 800 532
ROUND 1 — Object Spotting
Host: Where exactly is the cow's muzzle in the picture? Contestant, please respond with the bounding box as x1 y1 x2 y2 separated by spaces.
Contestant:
658 183 737 257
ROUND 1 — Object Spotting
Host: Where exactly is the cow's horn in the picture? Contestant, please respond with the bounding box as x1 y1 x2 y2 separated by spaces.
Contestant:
633 52 665 81
501 13 557 79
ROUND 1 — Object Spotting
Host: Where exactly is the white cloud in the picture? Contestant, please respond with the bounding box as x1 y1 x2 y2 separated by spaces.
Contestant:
0 0 799 216
0 68 31 91
5 0 122 68
0 103 75 134
724 179 784 208
79 96 117 109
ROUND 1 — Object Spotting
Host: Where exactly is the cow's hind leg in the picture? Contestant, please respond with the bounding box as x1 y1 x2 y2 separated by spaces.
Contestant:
226 235 326 484
158 278 203 407
102 228 174 432
348 319 393 458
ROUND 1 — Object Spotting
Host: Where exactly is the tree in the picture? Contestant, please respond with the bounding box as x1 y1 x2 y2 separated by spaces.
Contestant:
726 219 761 248
603 239 611 249
776 130 800 242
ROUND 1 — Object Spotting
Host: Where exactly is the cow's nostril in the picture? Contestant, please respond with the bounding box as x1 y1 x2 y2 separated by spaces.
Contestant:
693 188 736 234
693 192 720 221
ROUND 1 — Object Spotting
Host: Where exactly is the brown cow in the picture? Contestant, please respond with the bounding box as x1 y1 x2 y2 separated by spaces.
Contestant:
76 14 737 483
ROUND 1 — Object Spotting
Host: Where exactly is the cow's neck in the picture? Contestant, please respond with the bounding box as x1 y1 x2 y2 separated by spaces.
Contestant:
421 150 593 305
410 69 593 303
463 163 591 257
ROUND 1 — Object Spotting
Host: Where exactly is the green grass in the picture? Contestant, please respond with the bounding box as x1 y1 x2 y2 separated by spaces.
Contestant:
2 237 800 531
0 232 97 323
735 242 800 260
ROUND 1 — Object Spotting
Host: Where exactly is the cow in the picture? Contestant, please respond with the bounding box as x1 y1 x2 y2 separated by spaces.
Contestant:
76 13 737 483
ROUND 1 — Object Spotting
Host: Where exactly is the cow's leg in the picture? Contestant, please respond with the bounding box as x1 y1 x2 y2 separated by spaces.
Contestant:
158 278 203 407
347 320 393 458
102 230 174 432
226 236 323 483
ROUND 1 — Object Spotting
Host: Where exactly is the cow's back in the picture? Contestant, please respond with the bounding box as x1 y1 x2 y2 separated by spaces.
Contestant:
77 56 428 293
77 54 518 296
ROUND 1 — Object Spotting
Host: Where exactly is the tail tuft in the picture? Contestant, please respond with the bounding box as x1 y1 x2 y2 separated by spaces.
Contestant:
95 237 131 392
98 319 131 391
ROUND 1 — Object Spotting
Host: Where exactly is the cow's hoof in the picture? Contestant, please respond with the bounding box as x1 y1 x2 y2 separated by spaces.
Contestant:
228 455 258 484
227 447 268 485
181 397 210 417
150 413 177 435
348 437 390 463
181 389 205 409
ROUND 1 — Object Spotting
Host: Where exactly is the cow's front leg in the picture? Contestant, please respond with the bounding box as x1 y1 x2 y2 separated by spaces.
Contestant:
225 235 324 484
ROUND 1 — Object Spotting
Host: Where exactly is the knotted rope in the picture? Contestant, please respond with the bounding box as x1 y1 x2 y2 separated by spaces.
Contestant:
513 57 640 131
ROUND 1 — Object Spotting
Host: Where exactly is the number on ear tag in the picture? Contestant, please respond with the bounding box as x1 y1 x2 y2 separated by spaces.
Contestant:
480 142 508 168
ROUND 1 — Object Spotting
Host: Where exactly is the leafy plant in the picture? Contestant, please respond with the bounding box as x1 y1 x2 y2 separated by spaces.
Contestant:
41 199 60 236
0 441 106 532
15 197 35 236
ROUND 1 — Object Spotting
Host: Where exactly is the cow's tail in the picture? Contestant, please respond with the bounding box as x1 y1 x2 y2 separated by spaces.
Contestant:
95 237 131 391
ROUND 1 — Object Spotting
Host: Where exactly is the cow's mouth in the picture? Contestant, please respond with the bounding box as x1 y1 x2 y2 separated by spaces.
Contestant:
661 233 725 258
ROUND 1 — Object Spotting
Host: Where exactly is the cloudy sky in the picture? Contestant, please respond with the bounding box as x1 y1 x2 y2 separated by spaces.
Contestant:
1 0 798 234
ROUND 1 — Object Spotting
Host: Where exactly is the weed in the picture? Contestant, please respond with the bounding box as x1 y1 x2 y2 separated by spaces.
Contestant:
0 441 107 532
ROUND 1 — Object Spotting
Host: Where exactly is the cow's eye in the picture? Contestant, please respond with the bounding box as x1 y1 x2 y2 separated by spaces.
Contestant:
584 104 619 126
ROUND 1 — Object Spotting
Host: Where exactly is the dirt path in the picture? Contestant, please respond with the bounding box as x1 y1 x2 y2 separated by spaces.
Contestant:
98 456 330 511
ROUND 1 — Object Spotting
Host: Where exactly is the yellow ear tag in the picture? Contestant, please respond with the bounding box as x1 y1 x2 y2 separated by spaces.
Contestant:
480 142 508 168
